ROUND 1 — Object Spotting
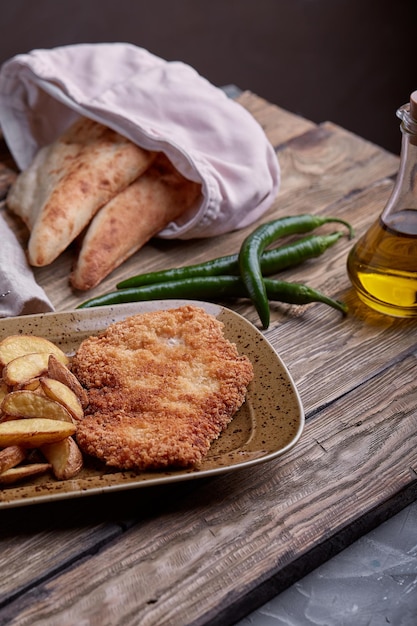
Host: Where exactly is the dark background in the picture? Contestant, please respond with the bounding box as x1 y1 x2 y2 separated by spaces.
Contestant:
0 0 414 154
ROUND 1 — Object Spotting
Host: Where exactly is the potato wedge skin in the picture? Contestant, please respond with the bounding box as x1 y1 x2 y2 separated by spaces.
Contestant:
3 352 49 387
0 418 76 448
41 437 83 480
0 462 51 484
40 377 84 421
0 383 7 421
0 334 69 367
18 378 42 392
0 414 21 423
0 381 8 403
1 390 74 422
0 445 27 473
48 354 89 408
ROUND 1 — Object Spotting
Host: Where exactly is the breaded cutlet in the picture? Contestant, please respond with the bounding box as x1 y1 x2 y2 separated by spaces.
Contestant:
71 305 254 470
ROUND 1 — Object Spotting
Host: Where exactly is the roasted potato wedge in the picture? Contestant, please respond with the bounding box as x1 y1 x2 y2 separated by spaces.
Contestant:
3 352 49 387
0 334 89 484
0 335 86 485
0 462 51 484
48 354 89 408
0 418 75 448
0 445 27 473
40 437 83 480
0 334 69 368
18 378 42 392
39 377 84 421
2 390 74 423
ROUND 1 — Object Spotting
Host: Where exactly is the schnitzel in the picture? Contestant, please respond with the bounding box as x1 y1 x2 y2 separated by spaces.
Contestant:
72 305 253 470
71 305 254 470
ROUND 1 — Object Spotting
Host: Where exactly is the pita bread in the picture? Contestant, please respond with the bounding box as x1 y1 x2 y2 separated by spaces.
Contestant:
70 153 201 290
7 117 156 266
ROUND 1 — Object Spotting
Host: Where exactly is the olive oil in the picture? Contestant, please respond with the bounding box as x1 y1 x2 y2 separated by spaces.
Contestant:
347 90 417 317
347 210 417 316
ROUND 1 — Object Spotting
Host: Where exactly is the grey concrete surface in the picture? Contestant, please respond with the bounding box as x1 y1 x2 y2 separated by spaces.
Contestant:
237 500 417 625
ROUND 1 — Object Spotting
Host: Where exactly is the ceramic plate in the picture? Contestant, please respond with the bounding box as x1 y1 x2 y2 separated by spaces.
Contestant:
0 300 304 509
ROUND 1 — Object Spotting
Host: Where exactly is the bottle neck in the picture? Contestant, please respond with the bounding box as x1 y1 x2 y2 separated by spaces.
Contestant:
381 119 417 219
397 100 417 145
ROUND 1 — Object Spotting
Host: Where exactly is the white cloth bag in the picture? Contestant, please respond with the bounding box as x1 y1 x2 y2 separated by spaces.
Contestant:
0 213 54 317
0 42 280 240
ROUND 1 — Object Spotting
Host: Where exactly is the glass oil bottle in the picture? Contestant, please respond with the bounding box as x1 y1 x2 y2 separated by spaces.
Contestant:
347 90 417 317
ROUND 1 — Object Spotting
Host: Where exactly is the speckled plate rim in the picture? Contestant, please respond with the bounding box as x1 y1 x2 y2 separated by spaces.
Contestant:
0 300 304 509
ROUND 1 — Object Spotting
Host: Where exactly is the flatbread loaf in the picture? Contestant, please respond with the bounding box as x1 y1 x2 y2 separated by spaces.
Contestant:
7 117 156 266
70 153 201 290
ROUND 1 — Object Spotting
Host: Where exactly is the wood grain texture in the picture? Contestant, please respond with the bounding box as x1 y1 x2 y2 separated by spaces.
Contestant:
0 91 416 626
0 522 120 606
236 91 316 147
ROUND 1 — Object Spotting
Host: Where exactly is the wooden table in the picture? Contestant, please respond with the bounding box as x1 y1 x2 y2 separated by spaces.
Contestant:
0 92 416 625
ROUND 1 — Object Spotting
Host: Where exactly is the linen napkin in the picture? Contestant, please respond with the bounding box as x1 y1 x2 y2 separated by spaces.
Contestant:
0 211 54 317
0 42 280 240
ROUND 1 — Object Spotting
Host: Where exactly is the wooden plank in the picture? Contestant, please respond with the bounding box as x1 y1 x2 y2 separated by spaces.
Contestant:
0 482 196 607
2 177 413 615
2 355 416 625
236 90 316 146
0 519 120 606
0 92 413 626
274 121 398 211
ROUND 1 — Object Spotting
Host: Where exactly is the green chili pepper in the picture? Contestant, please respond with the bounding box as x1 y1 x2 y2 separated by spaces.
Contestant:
263 279 348 315
238 214 353 329
77 275 348 321
116 231 345 289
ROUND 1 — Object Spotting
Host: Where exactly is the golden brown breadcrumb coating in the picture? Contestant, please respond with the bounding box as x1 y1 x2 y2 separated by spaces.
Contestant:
71 305 254 470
